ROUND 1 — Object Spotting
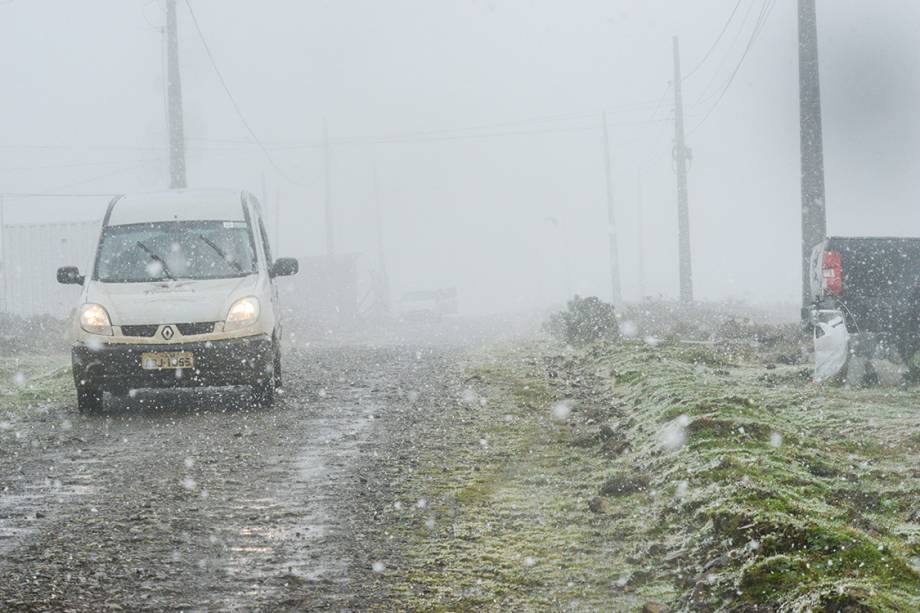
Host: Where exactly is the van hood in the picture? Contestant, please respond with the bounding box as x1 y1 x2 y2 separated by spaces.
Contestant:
86 275 260 326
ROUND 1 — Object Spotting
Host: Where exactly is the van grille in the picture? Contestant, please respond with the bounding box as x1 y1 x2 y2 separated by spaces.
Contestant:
121 324 158 338
176 322 216 336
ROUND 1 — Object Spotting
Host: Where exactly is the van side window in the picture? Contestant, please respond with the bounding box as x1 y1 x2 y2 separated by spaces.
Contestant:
258 217 273 265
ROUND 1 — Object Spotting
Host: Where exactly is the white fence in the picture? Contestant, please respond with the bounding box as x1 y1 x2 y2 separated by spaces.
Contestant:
0 221 100 318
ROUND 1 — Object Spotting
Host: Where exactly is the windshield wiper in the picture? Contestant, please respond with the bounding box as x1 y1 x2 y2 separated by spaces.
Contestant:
135 241 176 280
195 234 244 273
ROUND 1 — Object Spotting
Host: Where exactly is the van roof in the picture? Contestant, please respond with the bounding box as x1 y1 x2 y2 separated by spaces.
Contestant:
106 189 248 226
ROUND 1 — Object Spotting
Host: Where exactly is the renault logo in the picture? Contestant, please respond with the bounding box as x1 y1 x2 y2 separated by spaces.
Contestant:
161 325 175 340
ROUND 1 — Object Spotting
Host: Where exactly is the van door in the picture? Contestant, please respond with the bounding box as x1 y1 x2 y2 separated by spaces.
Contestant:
256 212 280 336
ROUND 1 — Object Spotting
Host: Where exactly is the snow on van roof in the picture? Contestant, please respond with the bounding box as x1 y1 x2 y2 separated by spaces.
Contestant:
107 189 247 226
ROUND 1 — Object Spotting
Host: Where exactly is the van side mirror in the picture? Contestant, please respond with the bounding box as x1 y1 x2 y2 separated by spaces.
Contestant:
57 266 85 285
270 258 298 278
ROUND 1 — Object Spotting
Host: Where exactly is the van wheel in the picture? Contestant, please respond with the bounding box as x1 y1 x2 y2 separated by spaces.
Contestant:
77 386 103 414
252 377 275 407
273 349 283 388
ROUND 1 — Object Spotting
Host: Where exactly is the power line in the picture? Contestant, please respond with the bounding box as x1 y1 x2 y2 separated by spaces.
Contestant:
682 0 745 81
689 0 777 134
1 193 118 199
187 113 675 151
330 99 678 145
182 0 311 187
691 0 760 108
0 157 164 173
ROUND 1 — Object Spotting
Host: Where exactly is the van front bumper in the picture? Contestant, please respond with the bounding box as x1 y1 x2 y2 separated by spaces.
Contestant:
71 335 273 392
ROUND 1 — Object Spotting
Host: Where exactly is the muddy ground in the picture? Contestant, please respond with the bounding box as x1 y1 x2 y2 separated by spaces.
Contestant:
0 319 515 612
3 313 920 611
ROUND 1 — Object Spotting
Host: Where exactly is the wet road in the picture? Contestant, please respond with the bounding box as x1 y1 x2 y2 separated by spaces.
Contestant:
0 339 467 611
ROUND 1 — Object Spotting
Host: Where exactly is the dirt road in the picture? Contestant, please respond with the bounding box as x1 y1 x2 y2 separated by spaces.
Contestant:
0 336 473 611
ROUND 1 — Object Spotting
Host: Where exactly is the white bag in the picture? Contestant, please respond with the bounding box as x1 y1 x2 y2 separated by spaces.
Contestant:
814 310 849 382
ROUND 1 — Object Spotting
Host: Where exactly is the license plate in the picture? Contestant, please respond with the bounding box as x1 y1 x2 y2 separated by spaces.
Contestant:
141 351 195 370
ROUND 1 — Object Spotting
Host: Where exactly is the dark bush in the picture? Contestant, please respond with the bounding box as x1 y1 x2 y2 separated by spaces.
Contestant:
546 295 620 346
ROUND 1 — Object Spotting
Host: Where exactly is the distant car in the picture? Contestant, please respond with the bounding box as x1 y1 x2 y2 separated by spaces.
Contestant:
56 189 299 413
397 288 458 322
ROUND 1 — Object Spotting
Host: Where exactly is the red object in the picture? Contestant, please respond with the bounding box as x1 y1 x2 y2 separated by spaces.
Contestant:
822 250 843 295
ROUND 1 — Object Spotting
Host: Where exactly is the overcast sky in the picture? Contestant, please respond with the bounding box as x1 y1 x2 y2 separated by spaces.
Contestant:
1 1 919 315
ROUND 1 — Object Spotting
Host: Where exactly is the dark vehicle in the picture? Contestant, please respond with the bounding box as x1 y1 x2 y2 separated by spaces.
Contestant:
810 236 920 364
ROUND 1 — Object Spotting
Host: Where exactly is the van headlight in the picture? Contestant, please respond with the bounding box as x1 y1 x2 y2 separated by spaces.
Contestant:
79 303 113 336
226 296 260 331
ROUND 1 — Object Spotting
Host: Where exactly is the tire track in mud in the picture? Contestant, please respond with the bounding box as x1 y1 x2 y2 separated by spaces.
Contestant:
0 344 444 611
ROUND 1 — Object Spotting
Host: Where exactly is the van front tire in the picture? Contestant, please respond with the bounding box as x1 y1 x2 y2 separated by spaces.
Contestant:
252 377 275 407
77 386 103 414
273 348 282 389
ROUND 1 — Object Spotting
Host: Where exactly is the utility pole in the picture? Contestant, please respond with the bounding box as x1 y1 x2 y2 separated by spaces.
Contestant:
636 172 647 301
601 112 623 306
672 36 693 304
798 0 826 318
166 0 187 189
274 191 281 252
0 195 6 314
373 167 390 318
261 174 268 212
323 121 335 258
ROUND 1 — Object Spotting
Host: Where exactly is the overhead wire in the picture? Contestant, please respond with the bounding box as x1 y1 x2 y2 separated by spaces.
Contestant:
689 0 777 135
691 0 760 108
682 0 745 81
0 157 164 174
182 0 312 187
1 192 119 199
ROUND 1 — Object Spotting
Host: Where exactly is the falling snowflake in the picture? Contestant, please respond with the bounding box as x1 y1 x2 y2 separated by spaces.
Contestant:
372 561 385 573
145 260 163 276
660 414 689 450
675 480 689 499
620 320 639 338
770 432 783 448
550 400 574 421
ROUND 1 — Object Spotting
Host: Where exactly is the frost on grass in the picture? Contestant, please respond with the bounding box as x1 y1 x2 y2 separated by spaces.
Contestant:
389 333 920 611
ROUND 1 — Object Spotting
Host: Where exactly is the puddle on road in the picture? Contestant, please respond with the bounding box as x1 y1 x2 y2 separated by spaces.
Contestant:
218 401 381 605
0 469 99 560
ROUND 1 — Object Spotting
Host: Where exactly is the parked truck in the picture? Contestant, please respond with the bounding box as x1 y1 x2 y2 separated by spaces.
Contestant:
810 236 920 382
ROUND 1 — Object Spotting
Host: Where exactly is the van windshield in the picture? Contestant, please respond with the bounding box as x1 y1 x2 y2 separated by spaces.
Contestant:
95 220 257 283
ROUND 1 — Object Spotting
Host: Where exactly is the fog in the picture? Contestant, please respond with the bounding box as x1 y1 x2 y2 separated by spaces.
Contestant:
2 0 919 315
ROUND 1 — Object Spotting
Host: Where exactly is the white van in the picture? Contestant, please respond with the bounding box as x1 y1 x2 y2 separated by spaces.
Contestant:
56 189 298 413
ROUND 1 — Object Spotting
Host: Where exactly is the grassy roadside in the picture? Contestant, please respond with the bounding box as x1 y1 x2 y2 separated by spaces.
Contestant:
379 340 920 611
0 354 71 416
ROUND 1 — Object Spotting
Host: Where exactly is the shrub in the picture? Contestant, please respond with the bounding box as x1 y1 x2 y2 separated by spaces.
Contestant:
546 295 620 346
